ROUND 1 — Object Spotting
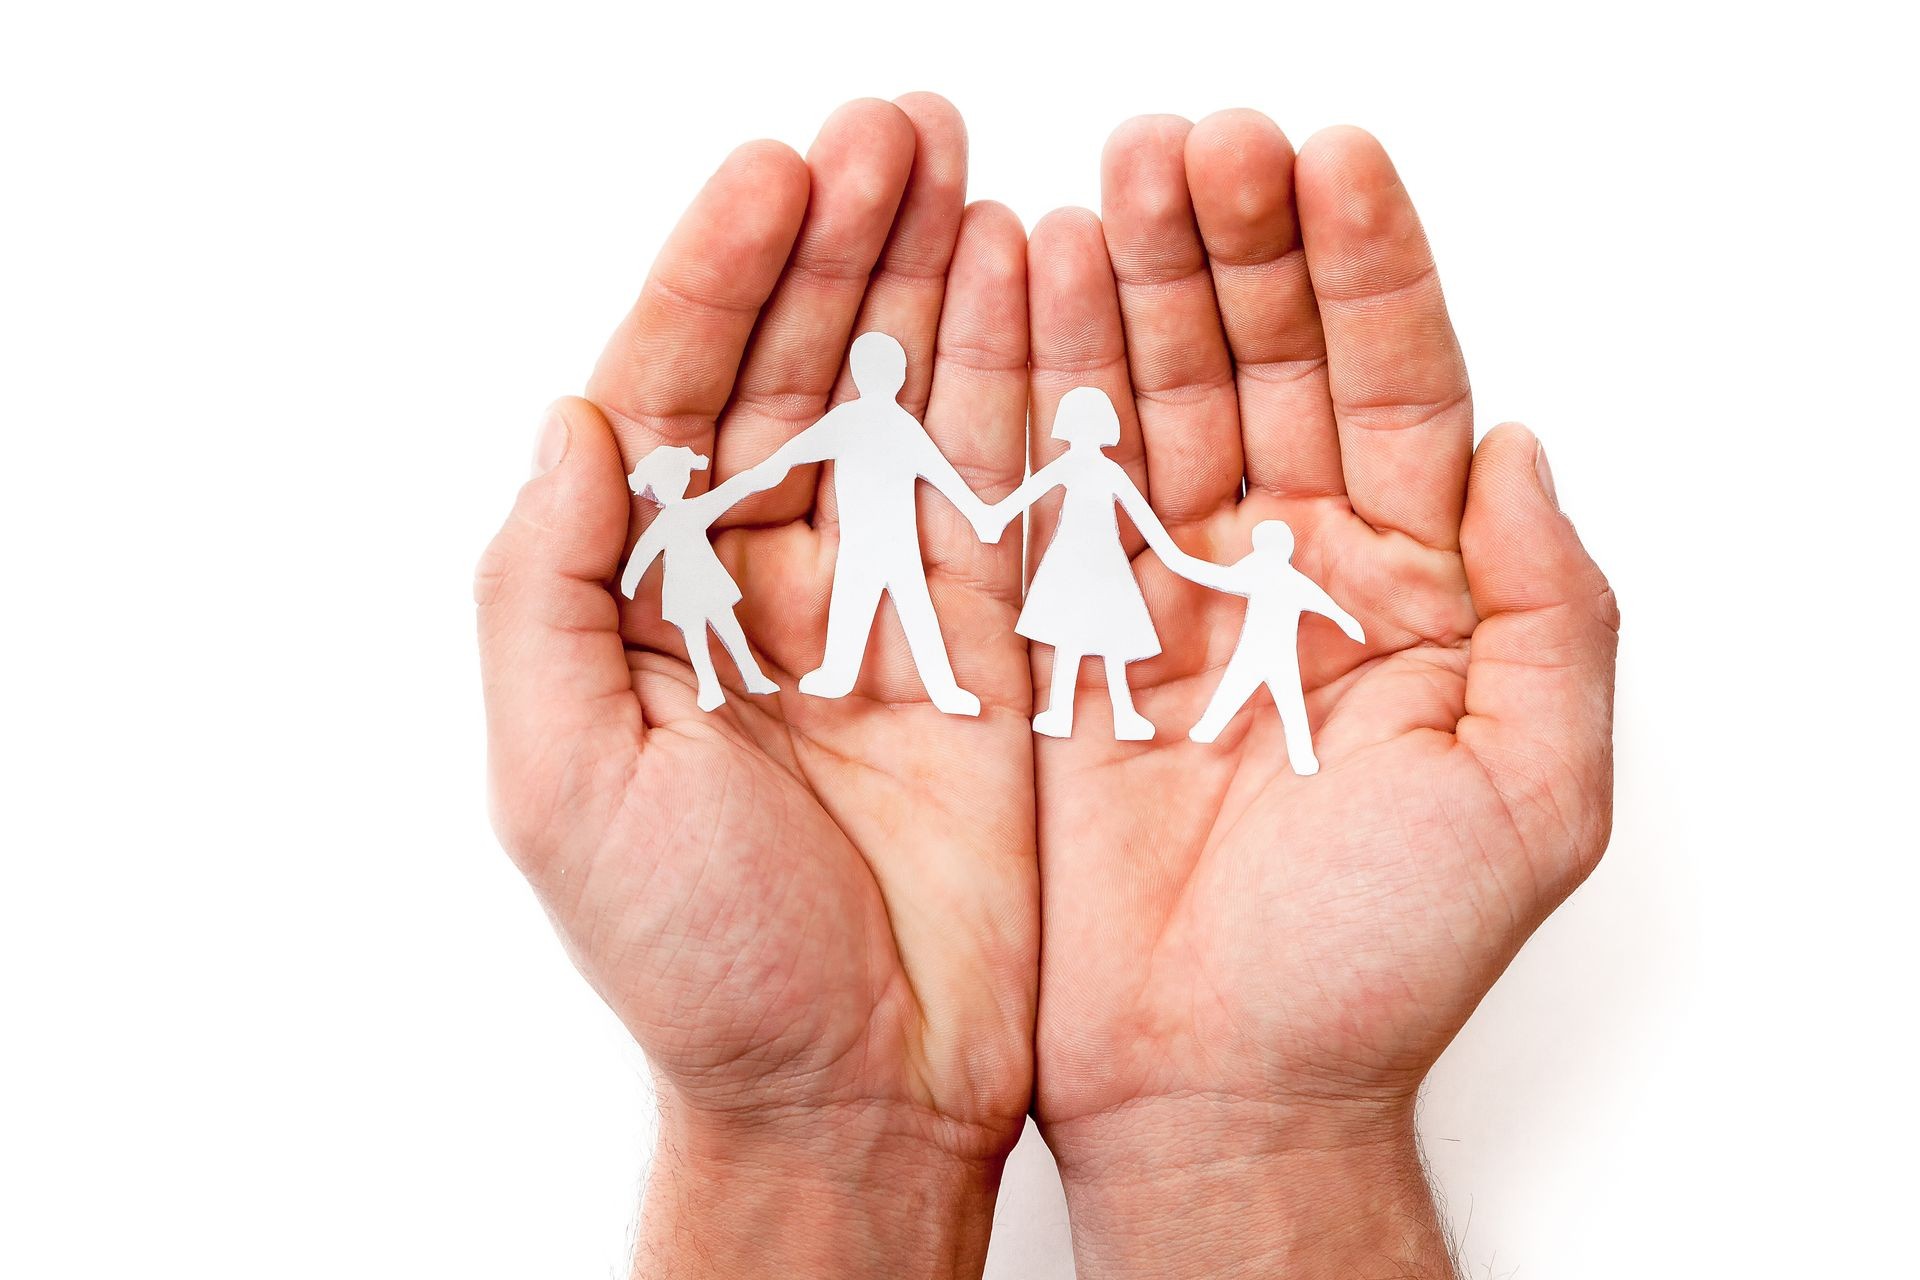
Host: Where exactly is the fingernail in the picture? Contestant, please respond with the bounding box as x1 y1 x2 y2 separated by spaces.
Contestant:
1534 438 1560 511
533 408 569 477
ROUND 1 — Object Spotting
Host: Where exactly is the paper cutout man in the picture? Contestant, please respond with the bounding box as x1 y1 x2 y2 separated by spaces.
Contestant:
982 386 1192 741
620 446 779 712
743 332 994 716
1179 520 1365 775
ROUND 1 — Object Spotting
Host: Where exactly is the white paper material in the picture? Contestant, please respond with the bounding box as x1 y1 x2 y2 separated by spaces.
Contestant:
729 333 991 715
623 332 992 715
620 446 779 711
1178 520 1364 775
983 387 1185 740
616 338 1364 772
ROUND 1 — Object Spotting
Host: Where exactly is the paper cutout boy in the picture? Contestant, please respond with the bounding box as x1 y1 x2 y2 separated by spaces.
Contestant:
1179 520 1365 775
620 446 779 712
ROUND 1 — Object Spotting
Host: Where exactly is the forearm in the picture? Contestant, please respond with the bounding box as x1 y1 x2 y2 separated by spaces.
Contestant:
635 1098 1003 1280
1048 1097 1456 1280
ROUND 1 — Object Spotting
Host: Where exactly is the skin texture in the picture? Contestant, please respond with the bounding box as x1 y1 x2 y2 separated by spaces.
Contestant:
1026 111 1617 1277
476 96 1036 1278
476 100 1617 1280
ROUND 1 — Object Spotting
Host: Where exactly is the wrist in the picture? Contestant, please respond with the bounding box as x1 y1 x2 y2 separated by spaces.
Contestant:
1045 1094 1456 1280
635 1093 1005 1280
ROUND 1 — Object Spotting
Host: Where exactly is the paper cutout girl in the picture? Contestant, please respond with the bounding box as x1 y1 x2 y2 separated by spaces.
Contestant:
982 387 1194 741
619 446 779 711
1180 520 1365 775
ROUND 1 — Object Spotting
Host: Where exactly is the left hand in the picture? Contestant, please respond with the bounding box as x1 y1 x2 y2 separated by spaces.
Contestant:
1025 111 1618 1277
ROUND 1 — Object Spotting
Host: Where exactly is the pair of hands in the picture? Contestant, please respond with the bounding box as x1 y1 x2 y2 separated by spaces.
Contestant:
476 95 1618 1279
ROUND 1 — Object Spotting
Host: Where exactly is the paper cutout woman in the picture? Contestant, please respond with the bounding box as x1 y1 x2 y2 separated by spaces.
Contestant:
1180 520 1365 775
619 445 779 711
982 387 1193 741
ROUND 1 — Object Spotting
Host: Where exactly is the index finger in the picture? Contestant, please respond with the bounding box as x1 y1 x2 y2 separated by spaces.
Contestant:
1297 127 1473 549
586 139 811 478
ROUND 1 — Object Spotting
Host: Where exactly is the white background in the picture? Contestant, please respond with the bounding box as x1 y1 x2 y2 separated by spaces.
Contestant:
4 2 1915 1276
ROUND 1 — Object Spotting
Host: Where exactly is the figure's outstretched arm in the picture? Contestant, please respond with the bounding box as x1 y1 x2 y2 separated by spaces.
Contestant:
1115 476 1210 578
911 427 1002 538
979 461 1064 541
1300 573 1366 643
1165 552 1242 594
742 411 844 488
619 520 670 599
685 466 781 523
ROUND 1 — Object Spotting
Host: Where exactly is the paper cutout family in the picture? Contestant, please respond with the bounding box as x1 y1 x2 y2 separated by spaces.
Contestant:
620 332 1362 774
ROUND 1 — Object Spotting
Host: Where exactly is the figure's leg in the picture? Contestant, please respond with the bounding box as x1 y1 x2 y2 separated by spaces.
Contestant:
710 609 777 695
1189 646 1267 744
799 558 885 699
678 622 725 712
1104 658 1155 741
1033 649 1080 737
1267 657 1319 776
884 567 979 716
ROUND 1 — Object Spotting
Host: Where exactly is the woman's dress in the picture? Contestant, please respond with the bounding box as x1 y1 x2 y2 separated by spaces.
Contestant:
654 503 741 630
1015 452 1161 661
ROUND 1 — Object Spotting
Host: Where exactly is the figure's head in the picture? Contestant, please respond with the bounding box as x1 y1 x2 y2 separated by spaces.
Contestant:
627 444 708 504
849 331 907 399
1051 386 1121 449
1250 519 1295 558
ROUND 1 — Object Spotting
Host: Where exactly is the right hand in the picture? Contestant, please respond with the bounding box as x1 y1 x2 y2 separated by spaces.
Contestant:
476 96 1037 1277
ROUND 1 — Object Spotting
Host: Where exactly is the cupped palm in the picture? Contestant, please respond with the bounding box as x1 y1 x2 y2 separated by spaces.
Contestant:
1024 113 1617 1144
478 96 1039 1159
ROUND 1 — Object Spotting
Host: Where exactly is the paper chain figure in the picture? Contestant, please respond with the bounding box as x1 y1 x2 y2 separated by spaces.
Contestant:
619 332 1364 774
